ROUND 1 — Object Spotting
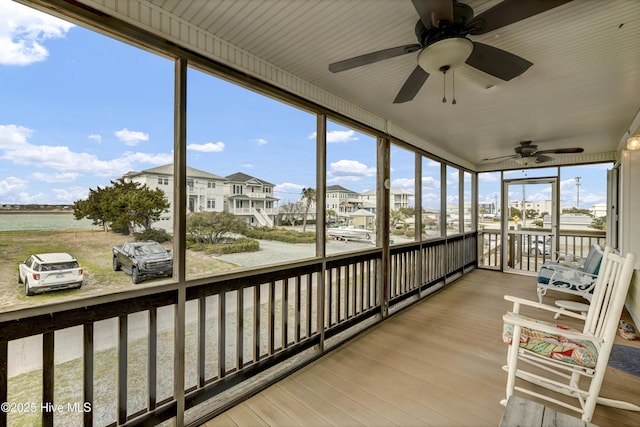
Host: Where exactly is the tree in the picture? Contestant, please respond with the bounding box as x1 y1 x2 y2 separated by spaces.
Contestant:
187 211 248 244
390 209 407 228
73 185 111 231
73 178 169 235
280 201 302 226
590 216 606 230
301 187 316 232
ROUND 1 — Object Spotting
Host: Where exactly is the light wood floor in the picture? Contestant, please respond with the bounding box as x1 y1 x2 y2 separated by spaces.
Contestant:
202 269 640 426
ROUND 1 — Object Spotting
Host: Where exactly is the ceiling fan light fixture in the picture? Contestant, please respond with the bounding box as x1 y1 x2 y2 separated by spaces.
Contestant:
417 37 473 74
627 134 640 151
515 157 534 166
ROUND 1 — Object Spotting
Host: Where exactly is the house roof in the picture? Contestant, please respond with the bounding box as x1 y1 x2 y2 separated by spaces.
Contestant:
327 185 357 193
226 172 275 187
125 164 226 181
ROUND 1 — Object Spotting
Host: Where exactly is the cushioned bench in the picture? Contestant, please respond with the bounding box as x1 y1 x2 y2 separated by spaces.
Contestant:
536 244 604 303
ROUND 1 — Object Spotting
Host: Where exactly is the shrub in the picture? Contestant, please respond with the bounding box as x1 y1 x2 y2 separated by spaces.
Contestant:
136 228 172 243
206 238 259 254
244 227 315 243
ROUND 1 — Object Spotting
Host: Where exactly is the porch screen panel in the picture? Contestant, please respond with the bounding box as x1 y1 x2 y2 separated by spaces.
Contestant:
558 164 608 258
446 165 461 235
389 144 416 244
185 66 316 278
325 120 377 254
478 172 501 269
421 157 442 239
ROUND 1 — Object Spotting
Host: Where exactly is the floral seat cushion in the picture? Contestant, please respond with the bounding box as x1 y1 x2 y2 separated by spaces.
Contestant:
503 313 598 368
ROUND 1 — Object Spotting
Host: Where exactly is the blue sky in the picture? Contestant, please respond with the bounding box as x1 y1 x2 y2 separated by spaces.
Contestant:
0 0 608 210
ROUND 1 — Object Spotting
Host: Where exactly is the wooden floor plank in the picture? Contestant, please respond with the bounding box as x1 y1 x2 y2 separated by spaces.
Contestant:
307 363 433 426
202 269 640 427
259 383 336 426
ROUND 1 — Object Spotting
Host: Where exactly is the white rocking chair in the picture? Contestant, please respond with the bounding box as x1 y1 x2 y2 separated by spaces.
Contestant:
502 246 639 422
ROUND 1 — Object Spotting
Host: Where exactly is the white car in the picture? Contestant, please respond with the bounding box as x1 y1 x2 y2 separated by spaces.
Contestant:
18 253 83 296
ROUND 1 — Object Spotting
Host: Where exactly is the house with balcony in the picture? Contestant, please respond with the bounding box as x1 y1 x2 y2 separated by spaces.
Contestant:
122 164 226 231
3 2 640 427
224 172 279 227
360 187 414 211
326 185 362 218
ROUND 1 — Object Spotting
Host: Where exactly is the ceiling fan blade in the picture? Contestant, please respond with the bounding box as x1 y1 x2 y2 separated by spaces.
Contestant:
467 0 573 35
535 154 554 163
329 44 421 73
466 42 532 81
411 0 453 29
394 66 430 104
535 147 584 155
482 154 518 162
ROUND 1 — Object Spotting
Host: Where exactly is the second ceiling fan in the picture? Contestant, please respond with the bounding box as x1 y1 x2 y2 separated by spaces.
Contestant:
328 0 572 103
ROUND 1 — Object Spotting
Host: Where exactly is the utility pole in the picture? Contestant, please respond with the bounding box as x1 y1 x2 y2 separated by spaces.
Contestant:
575 176 582 209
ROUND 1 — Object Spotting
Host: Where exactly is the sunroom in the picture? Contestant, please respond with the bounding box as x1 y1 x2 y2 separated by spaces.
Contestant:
1 1 639 426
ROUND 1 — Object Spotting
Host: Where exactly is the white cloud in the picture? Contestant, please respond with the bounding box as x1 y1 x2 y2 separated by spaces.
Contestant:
0 176 28 196
115 128 149 146
187 141 225 152
88 134 102 143
0 1 74 66
254 138 268 145
0 123 172 179
31 172 79 183
391 177 414 191
329 159 375 177
308 130 358 143
0 124 32 148
422 175 439 189
53 186 89 202
275 182 304 193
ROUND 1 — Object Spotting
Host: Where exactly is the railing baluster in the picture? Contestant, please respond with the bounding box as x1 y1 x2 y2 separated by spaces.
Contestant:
282 279 288 348
237 288 244 369
0 341 7 427
198 298 206 386
218 294 226 378
345 264 350 319
268 281 275 355
336 266 342 323
306 274 313 336
118 315 127 425
254 286 260 362
43 332 54 427
327 268 333 327
83 324 93 427
148 309 157 410
295 275 301 343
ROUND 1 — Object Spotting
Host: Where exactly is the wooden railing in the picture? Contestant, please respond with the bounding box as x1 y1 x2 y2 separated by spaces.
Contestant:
0 232 477 426
478 228 606 270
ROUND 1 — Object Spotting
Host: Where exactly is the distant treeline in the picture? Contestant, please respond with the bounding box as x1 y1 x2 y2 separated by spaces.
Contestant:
0 204 73 212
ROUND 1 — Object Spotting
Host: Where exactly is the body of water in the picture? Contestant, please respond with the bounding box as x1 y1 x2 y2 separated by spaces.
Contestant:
0 213 100 231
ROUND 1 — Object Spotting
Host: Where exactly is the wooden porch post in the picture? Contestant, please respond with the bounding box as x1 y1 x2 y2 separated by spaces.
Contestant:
377 136 391 317
173 56 188 427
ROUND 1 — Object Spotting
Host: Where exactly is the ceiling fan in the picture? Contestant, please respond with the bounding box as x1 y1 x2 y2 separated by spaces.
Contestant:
482 141 584 164
328 0 573 103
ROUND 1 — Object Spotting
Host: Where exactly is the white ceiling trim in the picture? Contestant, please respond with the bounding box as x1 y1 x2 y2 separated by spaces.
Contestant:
476 151 617 172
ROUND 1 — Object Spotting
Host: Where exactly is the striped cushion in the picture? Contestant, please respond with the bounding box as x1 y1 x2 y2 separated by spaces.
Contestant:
503 314 597 369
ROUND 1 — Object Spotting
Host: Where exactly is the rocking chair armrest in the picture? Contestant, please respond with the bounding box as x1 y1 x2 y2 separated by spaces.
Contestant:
503 312 600 344
503 295 586 321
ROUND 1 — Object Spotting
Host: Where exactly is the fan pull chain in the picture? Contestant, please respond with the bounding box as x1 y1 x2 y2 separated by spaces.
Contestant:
452 70 457 105
442 68 447 103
